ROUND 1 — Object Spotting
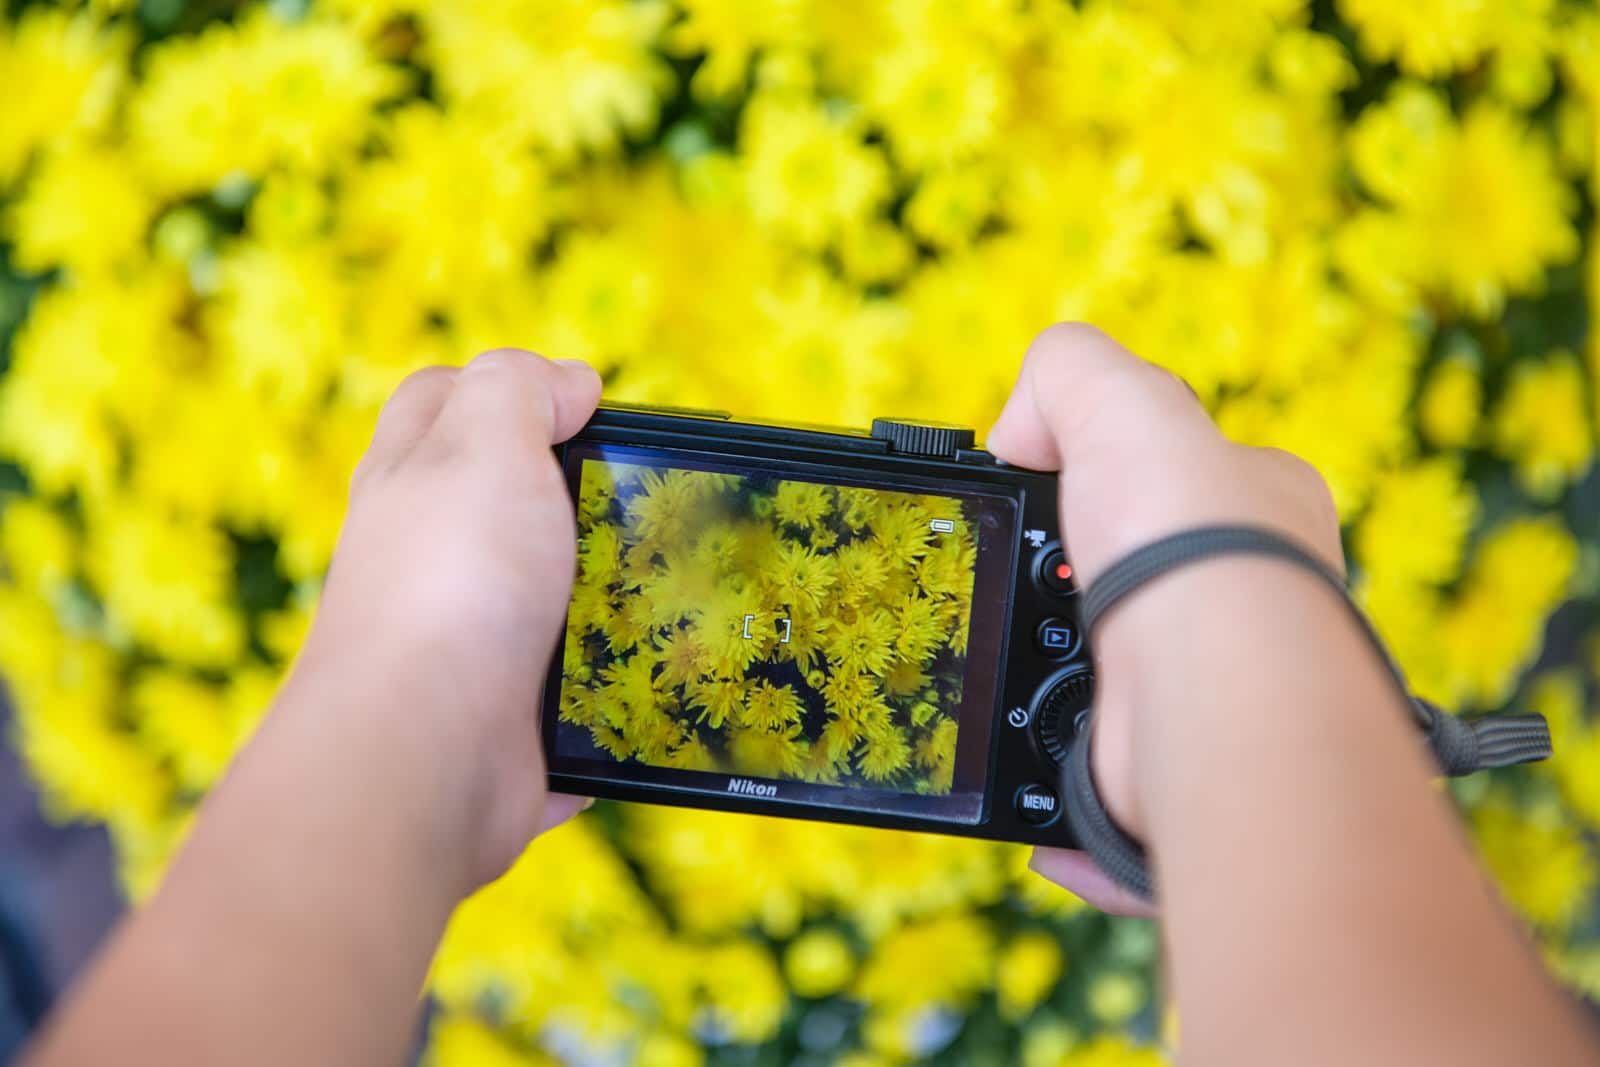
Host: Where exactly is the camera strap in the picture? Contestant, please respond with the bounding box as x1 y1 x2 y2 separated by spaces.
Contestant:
1064 524 1555 902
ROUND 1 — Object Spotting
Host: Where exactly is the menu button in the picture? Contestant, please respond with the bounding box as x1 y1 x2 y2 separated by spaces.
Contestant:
1015 783 1060 825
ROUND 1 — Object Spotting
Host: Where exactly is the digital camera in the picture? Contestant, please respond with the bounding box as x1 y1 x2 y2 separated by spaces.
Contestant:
542 404 1090 847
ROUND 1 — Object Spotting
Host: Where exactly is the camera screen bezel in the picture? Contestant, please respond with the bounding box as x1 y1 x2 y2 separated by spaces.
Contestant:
542 439 1023 826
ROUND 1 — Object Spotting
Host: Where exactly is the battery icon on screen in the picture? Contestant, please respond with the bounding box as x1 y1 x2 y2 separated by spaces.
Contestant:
929 518 956 534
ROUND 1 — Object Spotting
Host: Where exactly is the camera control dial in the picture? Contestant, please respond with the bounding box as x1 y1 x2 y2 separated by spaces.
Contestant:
870 418 976 458
1033 670 1094 767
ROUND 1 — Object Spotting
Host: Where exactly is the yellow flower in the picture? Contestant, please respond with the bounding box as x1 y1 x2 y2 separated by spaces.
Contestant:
1 1 1597 1059
773 481 834 527
1473 791 1597 931
1428 105 1578 313
1527 671 1600 831
997 930 1065 1021
1348 83 1456 208
341 104 551 303
865 36 1006 171
208 238 347 412
696 942 787 1042
0 9 127 183
0 270 195 500
768 540 839 614
855 724 911 783
855 913 995 1012
129 670 234 793
1437 517 1577 707
1339 0 1492 77
0 499 76 594
1355 459 1479 586
1086 971 1146 1026
831 539 890 607
422 0 672 160
540 231 663 366
1493 353 1595 498
728 721 811 778
740 93 890 249
82 497 244 667
739 679 806 731
636 1031 704 1067
783 928 857 998
1353 92 1578 314
916 718 959 792
826 608 900 678
5 139 155 274
668 0 807 99
905 163 998 250
1419 358 1484 448
425 1016 557 1066
1055 1035 1169 1067
130 11 400 193
839 220 916 286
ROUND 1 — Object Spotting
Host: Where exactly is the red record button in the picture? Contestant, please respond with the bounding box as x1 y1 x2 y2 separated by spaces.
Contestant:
1038 547 1077 596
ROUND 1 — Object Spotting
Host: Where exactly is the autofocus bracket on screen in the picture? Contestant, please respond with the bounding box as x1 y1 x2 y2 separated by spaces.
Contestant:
540 402 1091 849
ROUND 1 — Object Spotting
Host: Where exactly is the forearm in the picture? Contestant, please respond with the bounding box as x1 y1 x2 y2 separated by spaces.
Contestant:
24 667 464 1067
1102 558 1596 1065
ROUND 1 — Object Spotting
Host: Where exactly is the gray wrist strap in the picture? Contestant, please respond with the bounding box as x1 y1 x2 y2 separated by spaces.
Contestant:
1064 525 1554 903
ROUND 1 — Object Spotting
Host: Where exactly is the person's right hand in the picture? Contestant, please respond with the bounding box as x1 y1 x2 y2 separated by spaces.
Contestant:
985 324 1344 914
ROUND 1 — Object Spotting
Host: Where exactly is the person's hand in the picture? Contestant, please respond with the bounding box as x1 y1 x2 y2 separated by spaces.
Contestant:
985 324 1342 915
286 349 601 897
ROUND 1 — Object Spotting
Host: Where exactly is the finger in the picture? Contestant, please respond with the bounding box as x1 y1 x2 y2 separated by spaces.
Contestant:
358 366 460 473
1248 446 1346 578
1028 847 1160 918
985 322 1210 471
534 793 594 837
430 349 602 452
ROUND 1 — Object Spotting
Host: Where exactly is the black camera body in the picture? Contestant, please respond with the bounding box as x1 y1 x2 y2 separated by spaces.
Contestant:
542 404 1091 848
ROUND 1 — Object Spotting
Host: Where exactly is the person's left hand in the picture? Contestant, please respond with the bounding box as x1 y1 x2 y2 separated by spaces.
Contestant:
286 349 600 895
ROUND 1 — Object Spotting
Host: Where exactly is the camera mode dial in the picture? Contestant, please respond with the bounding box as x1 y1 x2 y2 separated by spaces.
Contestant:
870 418 976 458
1033 670 1094 767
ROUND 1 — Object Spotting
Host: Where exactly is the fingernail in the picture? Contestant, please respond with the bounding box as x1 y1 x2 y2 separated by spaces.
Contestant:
581 797 596 811
554 358 591 369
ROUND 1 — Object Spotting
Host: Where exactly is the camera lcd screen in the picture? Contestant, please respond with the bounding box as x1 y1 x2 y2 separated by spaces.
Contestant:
551 443 1018 824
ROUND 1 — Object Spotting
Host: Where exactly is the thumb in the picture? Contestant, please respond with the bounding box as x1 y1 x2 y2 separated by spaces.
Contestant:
431 349 602 452
985 323 1209 471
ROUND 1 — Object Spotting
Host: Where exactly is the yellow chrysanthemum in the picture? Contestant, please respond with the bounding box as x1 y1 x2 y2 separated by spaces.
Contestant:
997 930 1066 1021
130 11 400 193
1339 0 1492 77
783 928 857 998
2 2 1597 1062
740 93 890 249
855 913 995 1012
0 9 127 183
1419 358 1485 448
1474 792 1598 931
1493 353 1595 498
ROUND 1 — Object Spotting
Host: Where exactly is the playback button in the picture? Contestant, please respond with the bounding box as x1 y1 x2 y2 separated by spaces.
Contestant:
1015 783 1061 825
1035 617 1081 659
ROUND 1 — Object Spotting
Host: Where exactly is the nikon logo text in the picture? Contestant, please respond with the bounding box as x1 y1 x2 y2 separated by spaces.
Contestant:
727 778 778 798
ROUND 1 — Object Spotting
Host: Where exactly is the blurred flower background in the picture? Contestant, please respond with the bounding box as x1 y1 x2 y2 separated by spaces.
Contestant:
0 0 1597 1063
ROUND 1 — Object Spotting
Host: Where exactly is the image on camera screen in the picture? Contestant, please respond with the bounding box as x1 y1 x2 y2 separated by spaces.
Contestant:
556 455 983 796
